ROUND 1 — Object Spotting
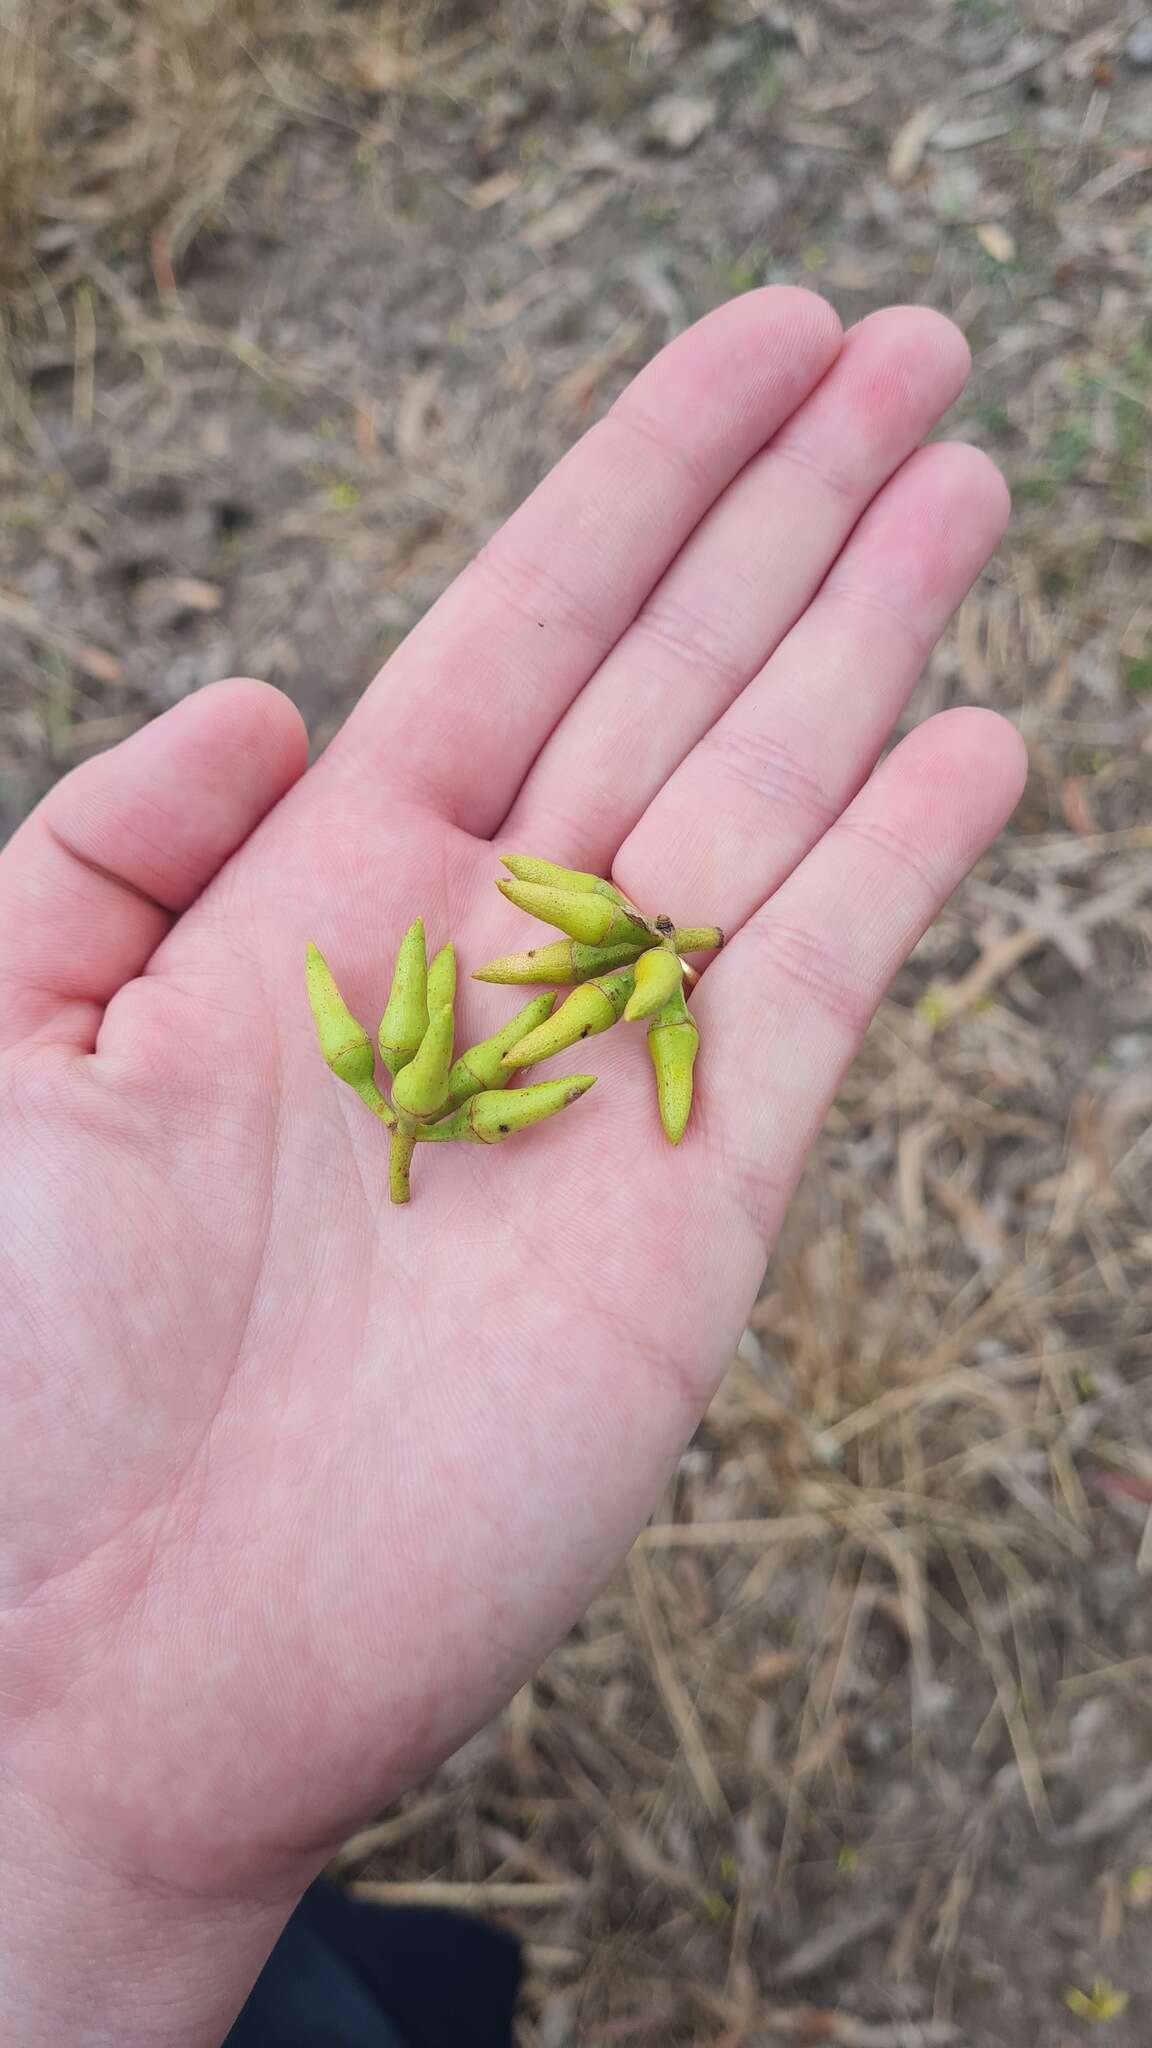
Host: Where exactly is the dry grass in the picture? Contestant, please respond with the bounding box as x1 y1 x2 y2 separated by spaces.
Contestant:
0 0 499 418
0 3 44 280
2 1 1152 2040
0 0 312 294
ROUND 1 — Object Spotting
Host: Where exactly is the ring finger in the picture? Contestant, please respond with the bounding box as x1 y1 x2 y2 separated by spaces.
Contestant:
614 439 1010 928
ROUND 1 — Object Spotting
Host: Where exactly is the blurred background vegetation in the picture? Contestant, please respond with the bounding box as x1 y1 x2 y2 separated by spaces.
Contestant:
2 2 1151 2041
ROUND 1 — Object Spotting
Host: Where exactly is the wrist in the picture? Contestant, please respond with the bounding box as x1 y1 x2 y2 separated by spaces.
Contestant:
2 1783 301 2048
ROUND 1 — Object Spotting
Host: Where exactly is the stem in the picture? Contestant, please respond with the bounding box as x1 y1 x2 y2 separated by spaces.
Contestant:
355 1078 396 1128
388 1121 417 1203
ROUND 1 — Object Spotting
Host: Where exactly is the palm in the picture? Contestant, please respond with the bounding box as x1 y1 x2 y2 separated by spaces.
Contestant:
1 294 1025 1907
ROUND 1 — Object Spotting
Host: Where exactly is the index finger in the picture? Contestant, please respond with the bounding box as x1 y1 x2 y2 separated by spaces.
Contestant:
328 289 843 836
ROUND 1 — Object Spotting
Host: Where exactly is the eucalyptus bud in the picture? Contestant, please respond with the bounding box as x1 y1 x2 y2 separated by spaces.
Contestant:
473 937 651 985
391 1002 455 1119
446 993 556 1107
500 853 628 906
647 985 699 1145
306 944 394 1125
378 918 428 1078
306 943 375 1089
501 968 635 1070
497 878 651 950
426 941 457 1015
428 1076 596 1144
623 946 683 1022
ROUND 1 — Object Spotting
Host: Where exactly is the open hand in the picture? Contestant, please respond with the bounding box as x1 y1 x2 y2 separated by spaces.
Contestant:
0 292 1025 2043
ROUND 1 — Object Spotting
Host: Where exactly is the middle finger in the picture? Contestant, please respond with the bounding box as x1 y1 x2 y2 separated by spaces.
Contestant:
500 306 971 865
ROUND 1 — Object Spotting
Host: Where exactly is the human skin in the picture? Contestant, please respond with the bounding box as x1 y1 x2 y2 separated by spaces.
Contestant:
0 290 1026 2044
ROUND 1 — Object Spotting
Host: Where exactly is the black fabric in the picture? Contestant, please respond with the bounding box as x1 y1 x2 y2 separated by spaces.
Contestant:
224 1881 522 2048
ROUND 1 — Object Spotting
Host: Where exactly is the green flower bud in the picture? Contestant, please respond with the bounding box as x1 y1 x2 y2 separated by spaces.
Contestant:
391 1002 454 1119
499 853 628 906
429 1075 597 1143
673 926 724 953
378 918 428 1078
472 937 652 985
497 878 650 950
647 985 699 1145
306 943 376 1089
623 946 683 1022
426 941 457 1015
500 968 635 1070
445 993 556 1107
498 877 612 944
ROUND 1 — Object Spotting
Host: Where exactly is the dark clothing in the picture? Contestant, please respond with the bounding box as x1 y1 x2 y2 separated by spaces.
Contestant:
224 1880 521 2048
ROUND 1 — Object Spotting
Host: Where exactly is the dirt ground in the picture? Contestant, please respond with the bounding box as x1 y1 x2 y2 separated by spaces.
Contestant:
3 2 1152 2042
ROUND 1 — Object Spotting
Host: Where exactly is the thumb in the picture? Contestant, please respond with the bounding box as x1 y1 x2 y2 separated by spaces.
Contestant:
0 679 307 1053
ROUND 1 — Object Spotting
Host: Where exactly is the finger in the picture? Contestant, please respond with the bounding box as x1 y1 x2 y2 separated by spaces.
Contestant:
0 680 308 1052
329 288 843 835
615 441 1010 923
696 708 1028 1248
504 306 973 864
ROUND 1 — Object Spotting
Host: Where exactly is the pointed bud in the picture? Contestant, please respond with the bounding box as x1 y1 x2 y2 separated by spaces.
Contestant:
496 878 611 945
472 937 652 986
496 878 652 950
306 944 377 1089
378 918 428 1077
391 1002 455 1119
500 968 635 1070
426 941 457 1015
673 926 724 953
647 986 699 1145
445 993 556 1107
433 1075 597 1143
499 853 628 906
624 946 683 1022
